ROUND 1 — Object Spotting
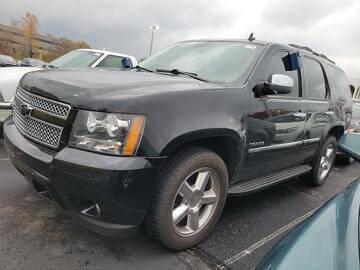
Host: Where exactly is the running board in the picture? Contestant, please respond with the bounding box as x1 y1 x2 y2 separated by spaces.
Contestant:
228 165 312 195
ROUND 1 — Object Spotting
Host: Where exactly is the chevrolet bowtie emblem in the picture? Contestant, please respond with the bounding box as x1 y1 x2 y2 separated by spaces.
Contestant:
20 103 34 116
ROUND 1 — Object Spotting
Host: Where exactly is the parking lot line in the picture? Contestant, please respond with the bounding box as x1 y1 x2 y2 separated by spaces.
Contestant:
0 158 10 161
224 208 318 266
283 182 322 201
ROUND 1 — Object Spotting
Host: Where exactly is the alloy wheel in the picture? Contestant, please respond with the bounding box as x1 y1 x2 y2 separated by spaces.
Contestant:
171 167 220 237
318 143 336 181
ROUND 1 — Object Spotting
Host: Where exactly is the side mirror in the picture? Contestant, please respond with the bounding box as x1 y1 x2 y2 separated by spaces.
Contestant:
338 134 360 162
264 74 294 95
121 57 133 69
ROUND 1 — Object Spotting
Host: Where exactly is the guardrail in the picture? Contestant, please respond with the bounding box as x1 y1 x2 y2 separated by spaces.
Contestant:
0 102 12 110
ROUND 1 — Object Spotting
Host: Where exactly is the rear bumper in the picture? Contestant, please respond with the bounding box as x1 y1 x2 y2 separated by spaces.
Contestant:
4 117 158 237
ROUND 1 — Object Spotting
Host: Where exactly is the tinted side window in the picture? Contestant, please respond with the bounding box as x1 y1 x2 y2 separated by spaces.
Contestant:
325 64 351 100
265 51 300 97
303 58 327 99
96 55 124 68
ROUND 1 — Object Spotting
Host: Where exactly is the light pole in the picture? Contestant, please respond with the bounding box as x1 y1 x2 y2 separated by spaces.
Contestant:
149 25 160 56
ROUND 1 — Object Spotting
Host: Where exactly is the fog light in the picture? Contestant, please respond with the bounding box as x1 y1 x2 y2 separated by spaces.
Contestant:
81 203 101 217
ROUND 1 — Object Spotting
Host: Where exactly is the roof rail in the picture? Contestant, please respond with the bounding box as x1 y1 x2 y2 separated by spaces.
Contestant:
288 43 335 64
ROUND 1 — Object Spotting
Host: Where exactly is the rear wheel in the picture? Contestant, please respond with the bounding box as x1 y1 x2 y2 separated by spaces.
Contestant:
344 156 354 164
146 147 228 250
308 136 337 186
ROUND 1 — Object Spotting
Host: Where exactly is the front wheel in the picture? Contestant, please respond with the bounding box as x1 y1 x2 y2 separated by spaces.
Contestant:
308 136 337 186
146 147 228 250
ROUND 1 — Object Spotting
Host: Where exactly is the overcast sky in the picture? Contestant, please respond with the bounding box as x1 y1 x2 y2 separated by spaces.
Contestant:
1 0 359 77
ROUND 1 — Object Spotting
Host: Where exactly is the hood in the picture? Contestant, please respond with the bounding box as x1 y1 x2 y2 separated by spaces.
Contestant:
257 179 360 270
20 68 212 109
0 66 42 101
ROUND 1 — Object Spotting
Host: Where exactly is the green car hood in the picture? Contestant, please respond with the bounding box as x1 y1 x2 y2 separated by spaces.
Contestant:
257 180 360 270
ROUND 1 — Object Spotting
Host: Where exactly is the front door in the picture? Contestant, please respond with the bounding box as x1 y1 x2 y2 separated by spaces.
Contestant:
244 50 307 179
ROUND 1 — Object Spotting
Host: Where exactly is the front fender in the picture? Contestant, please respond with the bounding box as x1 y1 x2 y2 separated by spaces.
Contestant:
134 87 250 157
160 128 243 157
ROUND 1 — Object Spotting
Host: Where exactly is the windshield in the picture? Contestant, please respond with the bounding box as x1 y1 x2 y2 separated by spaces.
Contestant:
49 50 103 68
140 41 262 83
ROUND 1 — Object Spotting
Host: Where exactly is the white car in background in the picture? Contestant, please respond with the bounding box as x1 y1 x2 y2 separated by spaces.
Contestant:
0 49 138 134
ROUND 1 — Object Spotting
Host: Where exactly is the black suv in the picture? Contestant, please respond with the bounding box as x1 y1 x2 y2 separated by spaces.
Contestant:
4 39 352 250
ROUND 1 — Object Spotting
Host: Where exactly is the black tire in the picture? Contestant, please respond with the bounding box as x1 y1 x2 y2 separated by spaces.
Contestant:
339 154 354 165
146 147 228 250
307 136 337 186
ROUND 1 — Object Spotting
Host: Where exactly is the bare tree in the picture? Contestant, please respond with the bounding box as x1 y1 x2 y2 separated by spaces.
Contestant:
21 13 39 58
4 13 91 62
10 18 20 27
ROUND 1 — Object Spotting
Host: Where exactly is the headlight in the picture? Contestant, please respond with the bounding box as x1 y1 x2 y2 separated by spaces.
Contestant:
69 110 146 156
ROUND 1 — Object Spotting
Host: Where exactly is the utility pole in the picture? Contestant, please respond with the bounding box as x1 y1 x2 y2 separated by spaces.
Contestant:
149 25 160 56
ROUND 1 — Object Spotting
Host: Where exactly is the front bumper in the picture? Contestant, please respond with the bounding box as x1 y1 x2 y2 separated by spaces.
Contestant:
3 117 158 237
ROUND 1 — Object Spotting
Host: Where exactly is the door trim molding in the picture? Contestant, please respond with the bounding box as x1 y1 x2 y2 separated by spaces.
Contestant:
248 138 320 153
303 138 321 145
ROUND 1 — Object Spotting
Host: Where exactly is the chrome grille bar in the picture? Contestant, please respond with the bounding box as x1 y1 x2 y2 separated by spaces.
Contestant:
13 87 70 149
17 87 71 119
13 105 63 148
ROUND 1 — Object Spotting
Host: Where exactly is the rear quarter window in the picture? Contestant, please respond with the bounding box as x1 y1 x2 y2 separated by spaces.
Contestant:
324 64 352 101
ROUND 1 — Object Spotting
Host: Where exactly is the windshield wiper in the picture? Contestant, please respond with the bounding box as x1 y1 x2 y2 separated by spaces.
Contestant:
131 65 154 73
156 69 208 82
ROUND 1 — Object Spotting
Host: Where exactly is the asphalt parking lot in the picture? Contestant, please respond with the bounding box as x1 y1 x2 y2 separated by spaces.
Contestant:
1 138 360 270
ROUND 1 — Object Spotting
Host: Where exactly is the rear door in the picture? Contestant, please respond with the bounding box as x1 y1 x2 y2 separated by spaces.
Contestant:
302 57 332 158
246 49 307 179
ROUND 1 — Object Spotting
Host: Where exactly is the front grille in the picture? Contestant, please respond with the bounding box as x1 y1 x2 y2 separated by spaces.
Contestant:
17 87 71 119
13 88 71 149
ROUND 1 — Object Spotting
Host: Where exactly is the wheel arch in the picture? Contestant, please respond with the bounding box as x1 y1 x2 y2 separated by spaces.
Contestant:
327 125 345 141
160 129 244 182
